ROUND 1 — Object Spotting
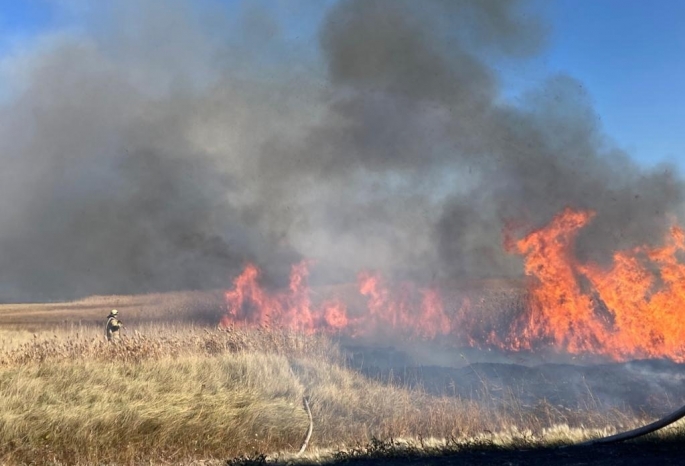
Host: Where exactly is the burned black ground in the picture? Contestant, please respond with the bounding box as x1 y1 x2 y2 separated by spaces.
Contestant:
344 344 685 416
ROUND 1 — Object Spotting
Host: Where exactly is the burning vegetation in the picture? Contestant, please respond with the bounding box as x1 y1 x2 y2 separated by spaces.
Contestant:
221 207 685 363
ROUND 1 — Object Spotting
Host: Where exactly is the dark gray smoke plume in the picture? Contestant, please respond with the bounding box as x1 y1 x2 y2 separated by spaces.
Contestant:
0 0 680 301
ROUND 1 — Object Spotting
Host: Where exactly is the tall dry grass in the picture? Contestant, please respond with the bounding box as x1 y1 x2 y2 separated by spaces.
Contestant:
0 324 667 464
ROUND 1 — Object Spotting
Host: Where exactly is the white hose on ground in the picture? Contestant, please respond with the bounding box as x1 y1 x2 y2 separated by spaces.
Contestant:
297 396 313 456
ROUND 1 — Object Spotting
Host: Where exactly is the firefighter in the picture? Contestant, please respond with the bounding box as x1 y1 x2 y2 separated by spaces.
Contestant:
105 309 124 342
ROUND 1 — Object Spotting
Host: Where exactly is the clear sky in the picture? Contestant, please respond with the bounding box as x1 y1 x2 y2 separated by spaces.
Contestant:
0 0 683 170
0 1 58 47
539 0 685 169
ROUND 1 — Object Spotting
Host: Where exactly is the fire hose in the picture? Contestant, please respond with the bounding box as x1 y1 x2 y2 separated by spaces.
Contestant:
578 403 685 446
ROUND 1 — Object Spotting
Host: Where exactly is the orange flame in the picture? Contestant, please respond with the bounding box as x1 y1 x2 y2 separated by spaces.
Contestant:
221 260 336 333
357 272 451 338
220 207 685 362
220 261 453 340
507 208 605 354
510 207 685 361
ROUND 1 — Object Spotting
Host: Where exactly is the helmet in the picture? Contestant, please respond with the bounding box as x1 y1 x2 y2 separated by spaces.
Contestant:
111 309 118 316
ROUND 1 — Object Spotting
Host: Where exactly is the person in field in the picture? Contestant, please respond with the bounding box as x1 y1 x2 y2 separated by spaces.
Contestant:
105 309 124 342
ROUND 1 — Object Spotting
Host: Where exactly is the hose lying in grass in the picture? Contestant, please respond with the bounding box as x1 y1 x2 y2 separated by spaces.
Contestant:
579 403 685 446
297 396 313 456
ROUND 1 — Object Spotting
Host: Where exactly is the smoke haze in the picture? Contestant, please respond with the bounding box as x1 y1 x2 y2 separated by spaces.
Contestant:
0 0 681 301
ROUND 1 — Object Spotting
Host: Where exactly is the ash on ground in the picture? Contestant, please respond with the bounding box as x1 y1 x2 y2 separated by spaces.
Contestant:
341 342 685 417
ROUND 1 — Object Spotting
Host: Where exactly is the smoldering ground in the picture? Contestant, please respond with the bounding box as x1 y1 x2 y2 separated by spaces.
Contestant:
0 0 681 301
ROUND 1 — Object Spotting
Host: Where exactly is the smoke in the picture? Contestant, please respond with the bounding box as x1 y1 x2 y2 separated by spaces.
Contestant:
0 0 681 301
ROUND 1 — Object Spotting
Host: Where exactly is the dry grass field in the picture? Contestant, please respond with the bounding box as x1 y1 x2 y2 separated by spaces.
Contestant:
0 289 227 329
0 292 681 464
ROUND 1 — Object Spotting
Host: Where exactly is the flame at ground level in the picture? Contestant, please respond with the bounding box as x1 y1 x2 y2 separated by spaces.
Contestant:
220 262 456 340
220 208 685 362
512 207 685 362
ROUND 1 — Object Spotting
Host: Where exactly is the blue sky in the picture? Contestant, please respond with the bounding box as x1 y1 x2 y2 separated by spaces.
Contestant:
540 0 685 169
0 0 683 170
0 1 60 46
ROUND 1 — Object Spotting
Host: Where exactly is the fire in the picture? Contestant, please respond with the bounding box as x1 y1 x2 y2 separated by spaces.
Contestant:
221 261 340 333
220 207 685 362
220 261 454 340
507 208 606 354
357 272 451 338
510 207 685 362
